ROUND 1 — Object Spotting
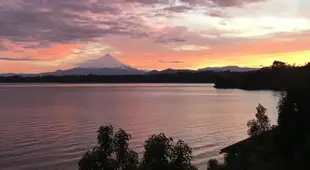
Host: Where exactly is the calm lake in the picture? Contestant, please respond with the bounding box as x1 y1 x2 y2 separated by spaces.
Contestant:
0 84 279 170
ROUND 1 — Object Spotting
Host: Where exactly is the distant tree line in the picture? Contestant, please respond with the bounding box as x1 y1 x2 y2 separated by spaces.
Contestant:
0 71 218 83
2 61 309 91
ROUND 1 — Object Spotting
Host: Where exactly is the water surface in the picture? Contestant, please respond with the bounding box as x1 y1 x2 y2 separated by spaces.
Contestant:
0 84 279 170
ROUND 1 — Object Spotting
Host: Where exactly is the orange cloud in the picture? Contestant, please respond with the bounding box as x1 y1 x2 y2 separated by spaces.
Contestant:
23 43 84 60
103 33 310 70
1 62 42 73
1 33 310 73
0 41 84 60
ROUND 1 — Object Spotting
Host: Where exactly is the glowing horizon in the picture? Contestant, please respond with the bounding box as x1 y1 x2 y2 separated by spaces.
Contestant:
0 0 310 73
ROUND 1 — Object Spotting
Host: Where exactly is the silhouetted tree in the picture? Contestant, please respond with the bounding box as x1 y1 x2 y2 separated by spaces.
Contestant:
207 104 278 170
78 148 101 170
79 126 197 170
247 104 273 137
207 88 310 170
276 89 310 169
171 140 197 170
140 133 173 170
207 159 221 170
272 61 287 69
140 133 197 170
78 125 139 170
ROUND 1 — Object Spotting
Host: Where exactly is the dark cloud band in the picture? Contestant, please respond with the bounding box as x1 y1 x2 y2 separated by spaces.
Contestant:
158 60 184 63
0 0 268 46
0 57 41 61
0 0 149 44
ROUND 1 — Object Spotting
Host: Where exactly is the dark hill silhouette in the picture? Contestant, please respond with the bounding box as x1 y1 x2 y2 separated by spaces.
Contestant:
0 71 218 83
145 69 195 75
198 66 259 72
214 62 310 90
2 61 309 87
40 67 144 76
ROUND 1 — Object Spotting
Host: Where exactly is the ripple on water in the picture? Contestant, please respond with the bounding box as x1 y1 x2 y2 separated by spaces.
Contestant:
0 84 279 170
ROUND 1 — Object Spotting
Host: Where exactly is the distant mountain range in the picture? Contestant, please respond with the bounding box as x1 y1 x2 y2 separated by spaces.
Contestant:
146 69 194 75
146 66 259 75
0 54 260 76
198 66 260 72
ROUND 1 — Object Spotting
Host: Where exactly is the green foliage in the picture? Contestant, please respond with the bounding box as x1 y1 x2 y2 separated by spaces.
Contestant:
207 159 220 170
171 140 195 170
78 148 101 170
139 133 198 170
79 125 139 170
114 129 139 170
140 133 173 170
247 104 272 137
97 125 114 155
79 126 197 170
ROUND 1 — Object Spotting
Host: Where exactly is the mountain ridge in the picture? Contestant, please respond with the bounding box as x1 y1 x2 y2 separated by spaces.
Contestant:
78 54 133 70
198 66 260 72
0 54 261 76
40 54 145 76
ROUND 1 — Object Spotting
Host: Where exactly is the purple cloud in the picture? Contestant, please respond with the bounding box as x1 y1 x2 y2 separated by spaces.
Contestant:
0 0 150 44
0 57 41 61
158 60 184 63
124 0 170 5
0 42 8 51
164 5 192 13
0 0 273 49
154 36 187 43
213 0 267 7
180 0 267 7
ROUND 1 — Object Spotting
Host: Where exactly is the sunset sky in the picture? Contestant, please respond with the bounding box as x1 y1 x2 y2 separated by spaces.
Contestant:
0 0 310 73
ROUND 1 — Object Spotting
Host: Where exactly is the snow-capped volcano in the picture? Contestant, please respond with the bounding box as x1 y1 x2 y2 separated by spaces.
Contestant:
79 54 132 70
40 54 145 76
